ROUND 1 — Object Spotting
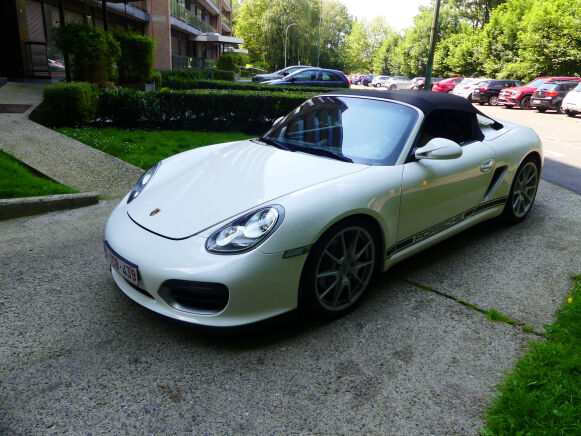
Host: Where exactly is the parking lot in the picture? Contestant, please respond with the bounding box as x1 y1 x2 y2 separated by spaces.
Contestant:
1 106 580 434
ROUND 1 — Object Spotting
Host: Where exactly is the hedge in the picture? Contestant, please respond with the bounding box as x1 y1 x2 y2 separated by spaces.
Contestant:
96 88 316 132
30 82 97 127
113 31 155 83
161 76 344 93
158 69 234 82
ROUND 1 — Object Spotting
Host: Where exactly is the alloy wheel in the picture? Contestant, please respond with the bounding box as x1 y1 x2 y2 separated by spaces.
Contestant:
511 162 538 218
314 227 375 312
489 96 498 106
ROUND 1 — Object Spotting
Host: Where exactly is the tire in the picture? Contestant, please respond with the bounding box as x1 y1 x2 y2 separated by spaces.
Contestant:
519 95 531 109
505 105 513 109
566 111 576 117
557 103 564 114
502 156 540 224
536 107 546 113
375 83 381 88
298 220 378 319
489 96 499 106
390 84 396 90
478 102 484 105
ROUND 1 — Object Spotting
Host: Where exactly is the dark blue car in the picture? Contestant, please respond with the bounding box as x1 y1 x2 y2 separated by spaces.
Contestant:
264 68 349 88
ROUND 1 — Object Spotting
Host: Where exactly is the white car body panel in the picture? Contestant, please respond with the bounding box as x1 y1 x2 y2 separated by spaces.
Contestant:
454 78 491 99
105 94 543 326
562 87 581 113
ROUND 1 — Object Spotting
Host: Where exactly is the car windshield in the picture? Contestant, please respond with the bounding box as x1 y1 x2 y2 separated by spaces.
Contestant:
524 78 547 88
260 96 419 166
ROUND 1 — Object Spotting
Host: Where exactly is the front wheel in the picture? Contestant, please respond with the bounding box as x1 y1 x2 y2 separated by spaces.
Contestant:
299 221 377 318
502 157 540 224
489 96 499 106
390 84 396 90
557 104 564 114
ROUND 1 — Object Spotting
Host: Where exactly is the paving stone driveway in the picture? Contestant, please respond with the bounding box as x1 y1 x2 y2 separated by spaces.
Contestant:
1 179 579 434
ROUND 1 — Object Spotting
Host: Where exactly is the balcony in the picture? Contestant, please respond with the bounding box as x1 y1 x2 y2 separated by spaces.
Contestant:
222 0 232 11
170 0 214 33
221 15 231 31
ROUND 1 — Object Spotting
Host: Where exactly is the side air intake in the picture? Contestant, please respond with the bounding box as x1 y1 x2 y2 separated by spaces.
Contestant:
482 165 507 201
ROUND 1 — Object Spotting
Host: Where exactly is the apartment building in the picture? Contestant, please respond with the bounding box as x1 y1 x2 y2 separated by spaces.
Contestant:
0 0 244 79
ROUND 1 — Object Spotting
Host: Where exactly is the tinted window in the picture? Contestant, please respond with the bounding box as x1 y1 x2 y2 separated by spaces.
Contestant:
524 78 547 88
321 72 341 81
421 110 482 145
539 84 559 91
292 70 318 82
262 96 419 166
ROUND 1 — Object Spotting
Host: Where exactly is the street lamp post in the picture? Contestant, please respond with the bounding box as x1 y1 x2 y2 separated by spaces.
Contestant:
285 23 297 68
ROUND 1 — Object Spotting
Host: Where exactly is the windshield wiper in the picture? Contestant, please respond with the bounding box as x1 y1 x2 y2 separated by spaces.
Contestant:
257 136 294 152
294 146 353 163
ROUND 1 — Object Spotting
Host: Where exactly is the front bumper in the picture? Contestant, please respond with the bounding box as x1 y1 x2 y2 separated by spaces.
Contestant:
104 200 306 326
499 95 519 106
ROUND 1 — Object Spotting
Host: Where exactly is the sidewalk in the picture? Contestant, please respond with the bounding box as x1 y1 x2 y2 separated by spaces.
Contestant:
0 82 142 198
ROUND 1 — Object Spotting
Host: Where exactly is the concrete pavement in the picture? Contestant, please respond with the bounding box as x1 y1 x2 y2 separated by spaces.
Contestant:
1 178 579 434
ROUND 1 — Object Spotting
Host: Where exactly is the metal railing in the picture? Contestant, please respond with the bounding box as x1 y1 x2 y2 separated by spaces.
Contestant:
172 55 218 70
205 0 219 11
222 0 232 9
170 0 215 33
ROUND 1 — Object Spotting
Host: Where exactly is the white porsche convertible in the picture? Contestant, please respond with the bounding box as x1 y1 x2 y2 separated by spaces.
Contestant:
104 90 542 326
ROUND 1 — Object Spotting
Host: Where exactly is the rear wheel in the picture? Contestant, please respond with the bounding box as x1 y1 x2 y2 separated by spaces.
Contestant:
299 220 377 319
489 96 499 106
536 107 546 113
566 110 577 117
390 84 396 90
520 95 531 109
502 157 540 224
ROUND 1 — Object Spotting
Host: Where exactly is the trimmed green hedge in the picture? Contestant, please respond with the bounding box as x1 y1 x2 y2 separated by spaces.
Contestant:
158 69 234 82
113 31 155 83
30 82 97 127
96 88 316 132
162 76 344 93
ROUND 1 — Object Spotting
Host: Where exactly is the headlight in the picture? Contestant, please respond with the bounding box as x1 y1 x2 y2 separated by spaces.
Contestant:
206 205 284 254
127 161 161 204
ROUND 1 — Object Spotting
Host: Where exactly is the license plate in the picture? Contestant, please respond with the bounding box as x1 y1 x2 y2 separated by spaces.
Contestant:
532 99 541 104
104 241 139 286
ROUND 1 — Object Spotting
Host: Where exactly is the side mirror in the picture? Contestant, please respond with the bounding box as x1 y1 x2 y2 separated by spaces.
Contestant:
415 138 463 160
273 116 284 126
282 72 289 76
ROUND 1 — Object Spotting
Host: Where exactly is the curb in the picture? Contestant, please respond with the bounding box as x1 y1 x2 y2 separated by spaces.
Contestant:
0 192 99 220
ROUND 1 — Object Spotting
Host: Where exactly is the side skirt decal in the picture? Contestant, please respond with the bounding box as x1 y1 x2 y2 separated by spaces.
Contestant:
386 197 507 259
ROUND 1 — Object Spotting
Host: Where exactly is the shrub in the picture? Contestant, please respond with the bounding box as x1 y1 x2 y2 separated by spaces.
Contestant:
213 70 235 80
96 88 315 133
113 31 155 83
55 23 120 86
158 69 234 82
252 61 270 72
161 77 344 93
149 71 162 88
30 82 97 127
218 52 242 73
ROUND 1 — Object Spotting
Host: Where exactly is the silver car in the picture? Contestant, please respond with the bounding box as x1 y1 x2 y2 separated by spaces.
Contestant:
385 76 412 90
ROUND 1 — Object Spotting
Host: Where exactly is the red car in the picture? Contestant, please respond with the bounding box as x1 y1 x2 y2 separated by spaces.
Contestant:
498 76 581 109
432 77 464 93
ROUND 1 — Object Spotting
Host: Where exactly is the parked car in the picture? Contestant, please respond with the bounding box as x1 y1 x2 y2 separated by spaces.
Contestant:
562 81 581 117
361 74 377 86
451 78 474 95
432 77 464 93
352 74 364 85
384 76 412 90
105 90 542 326
453 78 493 101
498 76 581 109
47 59 65 71
371 75 392 88
530 80 579 113
412 78 443 90
473 79 524 105
264 68 349 88
252 65 310 83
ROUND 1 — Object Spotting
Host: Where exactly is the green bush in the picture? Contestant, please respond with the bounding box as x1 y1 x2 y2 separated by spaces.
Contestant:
158 69 234 82
31 82 97 127
149 71 162 88
113 31 155 83
252 61 270 71
55 23 120 86
161 77 344 93
96 88 316 132
217 52 242 73
213 70 235 80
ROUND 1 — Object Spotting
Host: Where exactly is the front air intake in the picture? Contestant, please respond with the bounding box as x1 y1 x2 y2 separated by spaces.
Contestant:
158 280 229 315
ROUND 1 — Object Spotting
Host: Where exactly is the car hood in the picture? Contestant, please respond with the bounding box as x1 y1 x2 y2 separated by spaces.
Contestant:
502 86 536 94
127 140 368 239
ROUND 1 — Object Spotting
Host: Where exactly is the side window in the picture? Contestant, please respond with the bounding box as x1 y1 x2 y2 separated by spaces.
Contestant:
453 78 462 83
565 83 577 91
421 110 483 145
321 72 340 82
293 70 314 82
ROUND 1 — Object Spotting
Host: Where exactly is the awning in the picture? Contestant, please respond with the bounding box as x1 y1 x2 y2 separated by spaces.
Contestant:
194 32 244 45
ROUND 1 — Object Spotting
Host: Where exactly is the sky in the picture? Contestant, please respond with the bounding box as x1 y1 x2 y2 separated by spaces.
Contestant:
339 0 433 31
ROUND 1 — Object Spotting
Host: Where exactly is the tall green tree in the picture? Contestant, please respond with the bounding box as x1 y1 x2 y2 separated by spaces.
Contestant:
343 17 393 73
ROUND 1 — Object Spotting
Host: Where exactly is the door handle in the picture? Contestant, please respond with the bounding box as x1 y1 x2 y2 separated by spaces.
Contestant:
480 159 495 172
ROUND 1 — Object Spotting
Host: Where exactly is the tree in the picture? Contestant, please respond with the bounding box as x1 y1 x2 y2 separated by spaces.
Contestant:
343 17 393 73
373 33 402 75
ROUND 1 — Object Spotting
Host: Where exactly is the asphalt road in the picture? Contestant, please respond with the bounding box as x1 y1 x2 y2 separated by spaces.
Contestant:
2 178 580 434
477 104 581 194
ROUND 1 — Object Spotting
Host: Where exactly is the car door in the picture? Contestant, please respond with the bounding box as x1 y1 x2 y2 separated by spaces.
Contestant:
289 69 317 87
396 110 497 243
319 71 343 88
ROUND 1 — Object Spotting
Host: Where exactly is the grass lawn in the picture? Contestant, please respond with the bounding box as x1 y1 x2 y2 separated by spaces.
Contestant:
0 150 77 199
482 274 581 435
56 127 255 169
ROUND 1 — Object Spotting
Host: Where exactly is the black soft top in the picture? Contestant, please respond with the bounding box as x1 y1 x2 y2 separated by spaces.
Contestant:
325 89 482 117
